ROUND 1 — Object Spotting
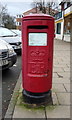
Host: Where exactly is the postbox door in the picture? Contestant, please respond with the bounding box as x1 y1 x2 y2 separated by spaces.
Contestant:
26 26 51 93
28 32 48 75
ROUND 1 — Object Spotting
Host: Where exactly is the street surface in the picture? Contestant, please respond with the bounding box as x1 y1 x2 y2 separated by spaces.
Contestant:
2 54 22 118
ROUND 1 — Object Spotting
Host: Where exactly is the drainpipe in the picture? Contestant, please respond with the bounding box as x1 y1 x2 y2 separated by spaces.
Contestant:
71 15 72 43
62 10 64 41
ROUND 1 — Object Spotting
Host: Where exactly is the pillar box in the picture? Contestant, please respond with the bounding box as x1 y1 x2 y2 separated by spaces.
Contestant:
22 14 55 104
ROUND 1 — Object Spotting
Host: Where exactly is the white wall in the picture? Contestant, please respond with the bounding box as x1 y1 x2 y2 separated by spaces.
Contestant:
64 34 70 42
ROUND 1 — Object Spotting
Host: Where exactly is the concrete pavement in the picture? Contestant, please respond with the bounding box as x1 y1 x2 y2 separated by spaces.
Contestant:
5 39 71 119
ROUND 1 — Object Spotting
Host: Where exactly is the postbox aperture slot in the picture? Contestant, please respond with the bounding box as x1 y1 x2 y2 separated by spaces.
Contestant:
28 33 47 46
28 26 48 29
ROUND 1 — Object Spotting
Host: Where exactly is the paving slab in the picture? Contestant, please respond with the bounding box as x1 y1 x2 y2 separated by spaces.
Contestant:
53 78 70 84
58 62 70 65
53 67 64 72
62 67 70 72
46 105 70 118
52 92 59 105
53 64 68 68
56 92 70 105
53 73 58 78
57 72 70 78
54 45 70 50
70 93 72 106
13 105 45 118
63 83 70 92
52 84 66 92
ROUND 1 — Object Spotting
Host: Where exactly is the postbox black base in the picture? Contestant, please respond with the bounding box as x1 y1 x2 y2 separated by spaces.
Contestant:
22 89 53 105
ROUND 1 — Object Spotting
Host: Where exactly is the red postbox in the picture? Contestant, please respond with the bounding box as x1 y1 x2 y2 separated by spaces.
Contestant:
22 14 54 104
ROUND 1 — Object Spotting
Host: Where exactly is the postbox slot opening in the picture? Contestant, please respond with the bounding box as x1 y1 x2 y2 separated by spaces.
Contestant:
28 26 48 29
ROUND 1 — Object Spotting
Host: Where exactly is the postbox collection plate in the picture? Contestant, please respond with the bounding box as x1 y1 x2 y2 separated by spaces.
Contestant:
29 33 47 46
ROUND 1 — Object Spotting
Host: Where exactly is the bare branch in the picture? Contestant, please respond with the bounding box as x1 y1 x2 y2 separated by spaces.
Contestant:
31 0 59 15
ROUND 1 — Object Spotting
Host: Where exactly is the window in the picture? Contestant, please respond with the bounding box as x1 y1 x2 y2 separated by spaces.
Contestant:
64 3 67 9
19 22 21 26
19 15 21 18
67 2 71 7
28 33 47 46
54 12 62 20
17 15 18 18
56 23 61 34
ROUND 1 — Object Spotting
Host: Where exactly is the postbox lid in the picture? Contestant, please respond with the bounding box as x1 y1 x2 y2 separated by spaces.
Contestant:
22 14 54 20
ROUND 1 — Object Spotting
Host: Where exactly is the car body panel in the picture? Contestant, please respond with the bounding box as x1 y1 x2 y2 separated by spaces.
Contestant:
0 36 21 43
0 39 17 70
0 27 22 53
11 29 21 37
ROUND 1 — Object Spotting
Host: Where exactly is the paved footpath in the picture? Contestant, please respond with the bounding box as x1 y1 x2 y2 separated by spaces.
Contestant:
5 39 71 119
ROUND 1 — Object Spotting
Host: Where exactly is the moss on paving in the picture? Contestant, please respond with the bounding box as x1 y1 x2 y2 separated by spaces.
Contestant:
17 92 44 110
46 105 56 111
17 92 57 111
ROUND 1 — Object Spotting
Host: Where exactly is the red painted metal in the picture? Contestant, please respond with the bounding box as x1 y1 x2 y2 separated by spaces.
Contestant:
22 14 54 93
